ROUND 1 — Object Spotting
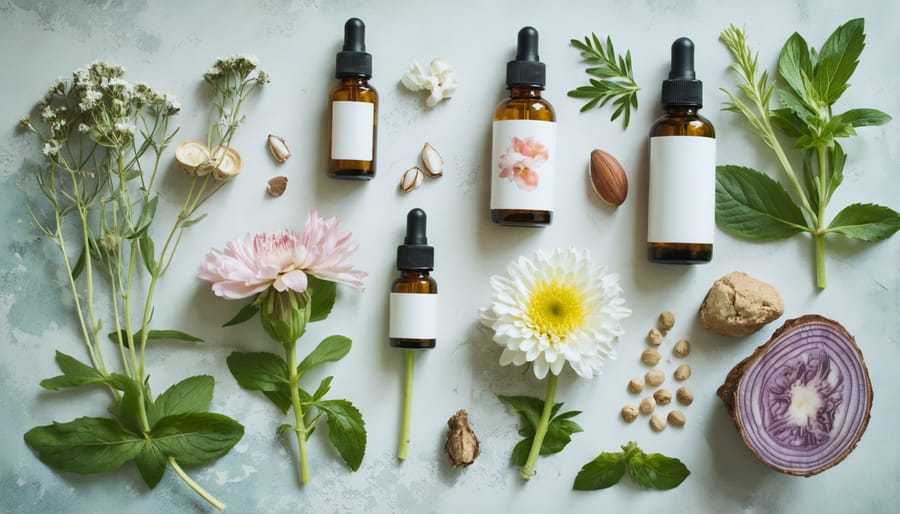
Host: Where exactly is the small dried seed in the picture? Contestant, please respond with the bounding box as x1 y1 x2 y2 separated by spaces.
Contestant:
639 396 656 415
647 328 663 345
649 413 667 432
421 142 444 177
267 134 291 163
653 388 672 406
676 386 694 405
621 405 639 423
674 364 692 381
641 348 661 366
627 377 644 394
658 311 675 333
645 369 665 387
668 410 686 427
266 176 288 197
399 166 425 192
673 339 691 358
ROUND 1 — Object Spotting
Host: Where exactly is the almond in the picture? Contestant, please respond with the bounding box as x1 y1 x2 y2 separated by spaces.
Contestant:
589 149 628 207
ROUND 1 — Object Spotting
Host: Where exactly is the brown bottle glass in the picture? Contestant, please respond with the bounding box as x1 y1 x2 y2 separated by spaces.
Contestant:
390 270 437 349
328 76 378 180
491 86 555 226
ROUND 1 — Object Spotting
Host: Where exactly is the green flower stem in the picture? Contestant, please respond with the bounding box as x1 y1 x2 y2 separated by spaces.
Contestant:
397 350 415 461
286 341 311 484
56 222 101 371
521 373 558 480
167 456 226 512
814 146 829 289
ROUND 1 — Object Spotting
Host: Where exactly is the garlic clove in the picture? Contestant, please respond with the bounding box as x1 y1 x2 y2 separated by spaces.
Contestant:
267 134 291 163
399 166 425 192
210 145 243 181
421 142 444 177
589 149 628 207
174 141 212 175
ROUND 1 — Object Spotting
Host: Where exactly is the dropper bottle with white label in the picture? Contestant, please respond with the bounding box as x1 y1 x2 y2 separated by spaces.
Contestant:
328 17 378 180
647 37 716 263
390 208 438 461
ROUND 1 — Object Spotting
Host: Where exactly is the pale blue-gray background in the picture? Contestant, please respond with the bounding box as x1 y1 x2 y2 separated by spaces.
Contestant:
2 1 898 513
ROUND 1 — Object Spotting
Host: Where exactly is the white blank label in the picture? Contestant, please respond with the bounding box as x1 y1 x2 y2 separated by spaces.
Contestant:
389 293 438 340
331 101 374 161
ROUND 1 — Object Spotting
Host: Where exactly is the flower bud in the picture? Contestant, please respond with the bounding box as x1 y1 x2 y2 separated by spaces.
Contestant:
259 289 310 345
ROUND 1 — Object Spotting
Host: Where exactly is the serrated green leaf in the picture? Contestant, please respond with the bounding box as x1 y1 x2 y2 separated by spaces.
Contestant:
776 89 816 125
135 442 167 488
296 335 351 377
573 451 627 490
223 300 260 327
835 108 892 128
226 351 289 392
149 375 214 426
24 417 143 474
627 451 690 490
40 351 105 390
778 32 813 97
716 165 810 239
316 399 366 471
827 203 900 241
150 412 244 465
813 18 865 105
307 276 337 322
771 108 810 139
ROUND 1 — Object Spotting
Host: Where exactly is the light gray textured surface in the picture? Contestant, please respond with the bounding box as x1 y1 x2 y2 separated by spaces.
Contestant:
1 1 899 513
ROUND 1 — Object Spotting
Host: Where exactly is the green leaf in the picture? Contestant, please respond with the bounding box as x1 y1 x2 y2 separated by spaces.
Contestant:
128 195 158 239
296 335 352 377
106 329 204 348
115 374 145 435
498 395 545 431
716 165 810 239
499 395 581 465
812 18 865 105
316 399 366 471
307 276 337 322
312 376 334 401
135 442 167 488
827 203 900 241
150 412 244 465
263 390 293 414
223 300 260 327
139 234 156 275
181 212 208 229
510 438 532 467
71 245 86 280
226 352 289 392
778 32 813 97
24 417 143 474
573 451 627 490
40 351 105 390
149 375 214 426
835 108 892 128
568 32 640 129
540 417 583 454
770 108 810 139
801 153 821 215
627 451 691 490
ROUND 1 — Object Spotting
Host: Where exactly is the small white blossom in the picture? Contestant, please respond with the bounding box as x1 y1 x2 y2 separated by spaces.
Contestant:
77 123 90 133
40 106 56 121
42 140 60 156
79 88 102 111
114 120 135 136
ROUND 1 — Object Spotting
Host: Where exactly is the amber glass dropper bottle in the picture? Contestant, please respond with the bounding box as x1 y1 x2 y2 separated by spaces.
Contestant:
647 37 716 263
328 17 378 180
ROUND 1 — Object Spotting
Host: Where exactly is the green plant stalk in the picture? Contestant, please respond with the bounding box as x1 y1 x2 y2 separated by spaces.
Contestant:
521 373 558 480
397 349 414 461
815 145 829 288
286 341 312 484
168 457 225 512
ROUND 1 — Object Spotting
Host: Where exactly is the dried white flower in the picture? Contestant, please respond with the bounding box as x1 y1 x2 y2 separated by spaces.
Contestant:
77 123 90 133
42 140 60 156
400 57 456 107
40 106 56 121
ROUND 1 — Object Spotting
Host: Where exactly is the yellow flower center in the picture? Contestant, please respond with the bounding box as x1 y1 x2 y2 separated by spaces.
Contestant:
526 280 587 340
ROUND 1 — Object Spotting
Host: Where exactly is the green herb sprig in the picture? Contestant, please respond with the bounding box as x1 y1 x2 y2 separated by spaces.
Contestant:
498 393 583 471
574 441 689 491
717 20 900 288
568 33 640 129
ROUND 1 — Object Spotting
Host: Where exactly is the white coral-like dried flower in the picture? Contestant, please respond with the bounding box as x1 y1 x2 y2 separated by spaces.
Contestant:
400 57 457 107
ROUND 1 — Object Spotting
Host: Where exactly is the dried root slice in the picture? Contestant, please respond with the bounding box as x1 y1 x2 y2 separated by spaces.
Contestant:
211 145 243 181
267 176 288 197
445 410 480 468
717 315 872 477
175 141 212 175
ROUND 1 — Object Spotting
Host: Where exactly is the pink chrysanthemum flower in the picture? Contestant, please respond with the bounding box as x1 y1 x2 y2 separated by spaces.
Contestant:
199 210 366 299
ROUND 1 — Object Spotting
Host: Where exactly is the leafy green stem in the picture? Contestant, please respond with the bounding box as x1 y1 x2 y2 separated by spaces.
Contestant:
397 349 414 461
167 456 225 512
521 373 557 480
286 341 312 484
56 222 101 372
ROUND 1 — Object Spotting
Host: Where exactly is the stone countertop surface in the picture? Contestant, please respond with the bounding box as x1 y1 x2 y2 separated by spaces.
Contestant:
1 0 898 513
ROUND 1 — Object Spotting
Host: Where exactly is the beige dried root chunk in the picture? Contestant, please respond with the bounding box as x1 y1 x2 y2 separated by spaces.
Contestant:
674 364 691 381
641 348 661 366
621 405 639 423
699 271 784 337
645 369 665 387
639 396 656 415
267 176 288 197
668 410 686 427
627 377 644 394
647 328 664 345
653 388 672 406
445 410 480 469
210 145 243 181
649 413 667 432
175 141 212 175
676 386 694 405
673 339 691 358
658 311 675 333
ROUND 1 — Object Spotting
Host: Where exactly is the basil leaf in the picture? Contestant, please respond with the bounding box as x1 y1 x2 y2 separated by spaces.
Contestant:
223 300 259 327
296 335 351 377
24 417 143 474
573 451 627 490
150 412 244 465
40 351 105 390
115 374 146 435
263 390 293 414
627 451 690 490
510 438 532 467
226 351 289 392
135 442 167 488
149 375 214 426
497 395 546 431
812 18 865 105
315 399 366 471
500 395 581 465
540 418 583 455
716 165 810 239
307 275 337 322
835 108 892 128
827 203 900 241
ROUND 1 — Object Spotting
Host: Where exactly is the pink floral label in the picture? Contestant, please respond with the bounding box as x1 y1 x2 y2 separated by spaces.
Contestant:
490 120 557 211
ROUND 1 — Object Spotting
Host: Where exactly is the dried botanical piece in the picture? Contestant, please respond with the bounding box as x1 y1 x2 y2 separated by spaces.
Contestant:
641 348 661 366
667 410 686 427
639 396 656 415
658 311 675 333
649 413 667 432
627 377 644 394
676 386 693 405
399 166 425 192
175 141 212 175
653 389 672 406
673 339 690 358
421 142 444 177
699 271 784 337
267 134 291 163
647 328 663 345
267 176 288 197
674 364 691 381
445 410 481 468
621 405 639 423
645 369 665 387
210 145 243 180
589 149 628 206
401 57 457 107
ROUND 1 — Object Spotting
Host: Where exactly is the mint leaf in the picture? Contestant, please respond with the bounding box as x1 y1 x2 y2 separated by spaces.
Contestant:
149 375 214 426
499 395 580 465
150 412 244 465
573 451 627 490
135 442 167 488
263 390 292 414
40 351 105 390
771 108 811 139
777 32 813 98
716 165 810 239
223 300 260 327
497 395 556 431
296 335 351 377
627 450 690 490
827 203 900 241
307 275 337 322
540 418 583 455
227 351 289 392
114 374 146 435
813 18 865 105
835 108 892 128
316 399 366 471
24 417 143 474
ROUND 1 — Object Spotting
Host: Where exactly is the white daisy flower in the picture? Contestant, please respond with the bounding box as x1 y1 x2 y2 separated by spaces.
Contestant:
480 247 631 379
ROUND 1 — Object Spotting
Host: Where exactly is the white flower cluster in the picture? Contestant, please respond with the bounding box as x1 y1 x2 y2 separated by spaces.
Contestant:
203 54 269 84
401 57 457 107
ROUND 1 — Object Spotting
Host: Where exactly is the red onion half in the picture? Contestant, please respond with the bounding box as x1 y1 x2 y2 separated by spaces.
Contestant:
717 315 872 477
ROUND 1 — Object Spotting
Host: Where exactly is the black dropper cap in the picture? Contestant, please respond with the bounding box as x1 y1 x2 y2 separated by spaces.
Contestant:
506 26 546 88
397 208 433 270
335 18 372 79
661 37 702 107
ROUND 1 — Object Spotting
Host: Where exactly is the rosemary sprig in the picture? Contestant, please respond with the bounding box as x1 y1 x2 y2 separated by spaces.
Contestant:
568 33 640 129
